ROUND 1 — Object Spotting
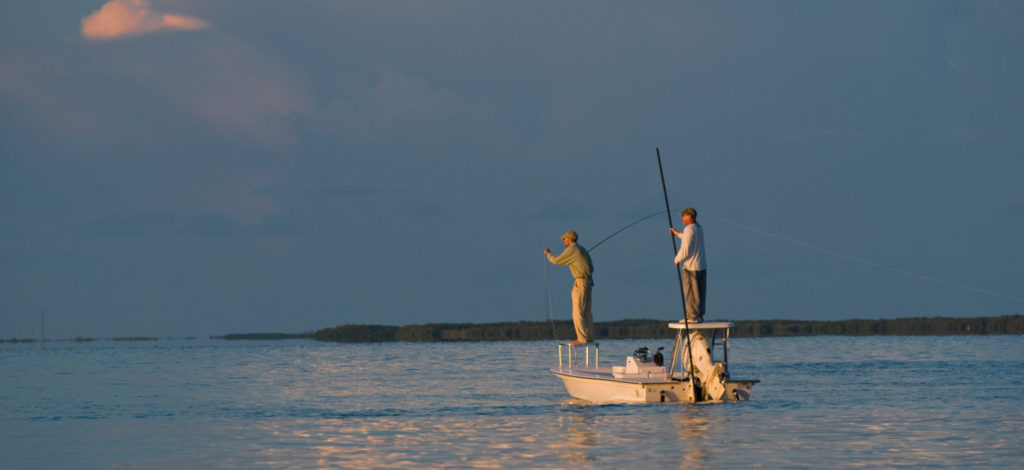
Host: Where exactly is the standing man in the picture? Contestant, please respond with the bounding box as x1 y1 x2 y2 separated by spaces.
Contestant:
669 207 707 323
544 230 595 344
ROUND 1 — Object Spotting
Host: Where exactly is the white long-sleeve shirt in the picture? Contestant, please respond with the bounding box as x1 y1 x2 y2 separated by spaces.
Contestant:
674 223 707 271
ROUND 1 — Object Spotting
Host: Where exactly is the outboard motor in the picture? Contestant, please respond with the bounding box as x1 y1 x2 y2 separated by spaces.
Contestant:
653 347 664 366
633 347 651 363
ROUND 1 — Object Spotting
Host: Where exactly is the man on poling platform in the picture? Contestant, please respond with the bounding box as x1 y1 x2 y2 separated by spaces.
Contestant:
670 207 726 400
670 207 706 322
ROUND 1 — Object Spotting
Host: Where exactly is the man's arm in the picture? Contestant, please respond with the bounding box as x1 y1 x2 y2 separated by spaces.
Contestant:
673 226 692 265
546 245 577 265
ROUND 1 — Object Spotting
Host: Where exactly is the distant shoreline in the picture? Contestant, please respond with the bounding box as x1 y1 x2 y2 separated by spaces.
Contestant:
0 336 196 344
5 315 1019 344
249 315 1024 343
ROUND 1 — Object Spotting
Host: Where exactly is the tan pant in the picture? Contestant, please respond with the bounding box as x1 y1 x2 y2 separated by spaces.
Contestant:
571 277 595 342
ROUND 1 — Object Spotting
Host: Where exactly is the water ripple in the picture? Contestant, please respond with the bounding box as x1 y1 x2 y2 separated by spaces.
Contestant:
2 336 1022 468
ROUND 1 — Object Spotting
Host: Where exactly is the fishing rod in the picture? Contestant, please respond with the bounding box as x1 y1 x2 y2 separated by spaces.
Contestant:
657 148 702 402
589 210 666 252
542 210 663 342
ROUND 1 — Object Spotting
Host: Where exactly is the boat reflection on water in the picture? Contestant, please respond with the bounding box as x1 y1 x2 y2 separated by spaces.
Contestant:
555 411 599 464
675 412 711 464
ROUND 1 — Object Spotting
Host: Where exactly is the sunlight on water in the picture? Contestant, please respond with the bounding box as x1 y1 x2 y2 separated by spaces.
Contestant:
2 336 1023 468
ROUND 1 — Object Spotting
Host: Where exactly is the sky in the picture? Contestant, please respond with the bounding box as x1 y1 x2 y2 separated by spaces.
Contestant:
2 0 1023 338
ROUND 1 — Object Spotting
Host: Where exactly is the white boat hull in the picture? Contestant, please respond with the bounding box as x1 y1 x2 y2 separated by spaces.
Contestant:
551 368 691 403
551 368 757 404
550 322 758 404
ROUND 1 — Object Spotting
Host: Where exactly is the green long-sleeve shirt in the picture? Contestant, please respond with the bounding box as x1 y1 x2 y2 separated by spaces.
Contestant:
547 243 594 280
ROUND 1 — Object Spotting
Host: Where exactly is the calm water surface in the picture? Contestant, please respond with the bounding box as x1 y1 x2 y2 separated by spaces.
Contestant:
2 335 1023 468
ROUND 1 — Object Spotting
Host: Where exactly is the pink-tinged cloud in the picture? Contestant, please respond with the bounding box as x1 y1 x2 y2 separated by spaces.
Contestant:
82 0 208 40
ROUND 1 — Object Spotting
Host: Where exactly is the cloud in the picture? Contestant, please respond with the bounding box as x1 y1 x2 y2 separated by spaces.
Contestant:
82 0 209 40
107 36 312 147
0 47 114 140
1 33 310 149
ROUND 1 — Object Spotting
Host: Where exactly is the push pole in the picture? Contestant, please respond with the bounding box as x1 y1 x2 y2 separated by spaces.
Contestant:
657 148 703 402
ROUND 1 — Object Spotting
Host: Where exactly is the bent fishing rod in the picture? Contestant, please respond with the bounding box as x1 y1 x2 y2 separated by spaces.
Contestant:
588 210 666 252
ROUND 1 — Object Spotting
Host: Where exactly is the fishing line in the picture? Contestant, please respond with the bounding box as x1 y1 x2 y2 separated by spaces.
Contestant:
544 257 559 340
582 209 1024 303
700 214 1024 303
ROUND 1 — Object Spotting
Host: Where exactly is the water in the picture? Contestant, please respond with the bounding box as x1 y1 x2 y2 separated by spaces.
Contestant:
2 335 1023 468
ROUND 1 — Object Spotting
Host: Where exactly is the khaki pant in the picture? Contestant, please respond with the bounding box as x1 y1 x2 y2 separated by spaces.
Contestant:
683 269 706 322
571 277 595 342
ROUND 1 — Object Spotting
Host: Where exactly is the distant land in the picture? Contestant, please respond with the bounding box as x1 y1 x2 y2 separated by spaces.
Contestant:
224 315 1024 343
4 315 1020 344
212 332 313 340
0 336 196 344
